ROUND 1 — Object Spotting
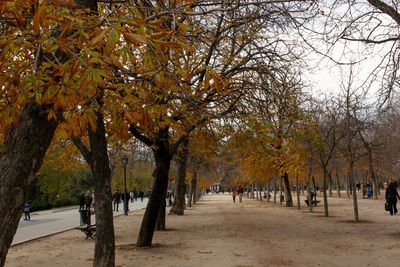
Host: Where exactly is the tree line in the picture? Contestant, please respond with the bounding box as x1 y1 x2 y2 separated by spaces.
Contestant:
1 0 400 266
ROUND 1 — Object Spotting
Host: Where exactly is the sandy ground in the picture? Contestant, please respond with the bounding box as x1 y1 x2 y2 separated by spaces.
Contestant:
5 192 400 267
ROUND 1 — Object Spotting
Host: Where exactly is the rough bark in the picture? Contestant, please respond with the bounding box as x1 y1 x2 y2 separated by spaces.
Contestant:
296 175 300 209
137 128 171 247
322 167 329 217
279 177 283 205
282 173 293 207
266 180 270 203
349 163 359 222
188 163 198 206
366 148 378 200
87 113 115 267
328 171 333 197
308 177 313 212
346 172 351 198
170 139 188 215
0 103 58 266
336 166 341 198
156 200 166 231
273 177 277 204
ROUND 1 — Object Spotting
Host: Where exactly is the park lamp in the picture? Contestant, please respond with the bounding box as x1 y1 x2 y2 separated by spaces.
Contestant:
121 155 129 215
121 155 128 166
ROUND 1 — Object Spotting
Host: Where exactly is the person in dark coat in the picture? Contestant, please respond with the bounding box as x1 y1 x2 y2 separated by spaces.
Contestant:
385 182 400 215
85 191 93 210
139 190 144 202
79 192 85 210
23 202 31 221
112 189 121 211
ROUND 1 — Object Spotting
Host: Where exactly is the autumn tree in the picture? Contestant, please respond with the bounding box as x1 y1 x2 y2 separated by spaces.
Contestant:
314 97 345 217
0 1 99 264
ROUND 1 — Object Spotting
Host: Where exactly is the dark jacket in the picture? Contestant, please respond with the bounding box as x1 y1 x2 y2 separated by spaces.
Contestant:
385 183 400 200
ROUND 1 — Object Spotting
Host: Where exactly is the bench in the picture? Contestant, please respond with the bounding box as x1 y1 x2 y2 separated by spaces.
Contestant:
76 224 96 239
77 209 96 239
304 199 321 207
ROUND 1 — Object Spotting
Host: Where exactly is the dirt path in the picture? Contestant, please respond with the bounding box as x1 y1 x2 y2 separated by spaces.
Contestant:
6 194 400 266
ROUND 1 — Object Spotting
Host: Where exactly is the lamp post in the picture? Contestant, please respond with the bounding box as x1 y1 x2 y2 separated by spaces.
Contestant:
121 155 129 215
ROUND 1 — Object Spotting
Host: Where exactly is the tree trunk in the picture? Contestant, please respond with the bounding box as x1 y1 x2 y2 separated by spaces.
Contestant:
170 139 188 215
88 113 115 267
259 187 263 202
256 186 259 200
192 175 197 205
137 128 172 247
188 165 198 207
328 171 333 197
346 172 350 198
336 166 341 198
349 163 359 222
0 103 58 266
156 199 166 230
273 177 277 204
251 183 255 199
322 167 329 217
283 173 293 207
312 176 317 197
367 149 378 200
296 175 300 209
188 187 192 208
308 177 313 212
266 180 270 203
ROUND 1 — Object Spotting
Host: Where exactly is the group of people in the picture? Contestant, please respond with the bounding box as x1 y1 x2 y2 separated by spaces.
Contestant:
356 182 373 199
231 186 244 203
112 189 145 212
79 191 94 210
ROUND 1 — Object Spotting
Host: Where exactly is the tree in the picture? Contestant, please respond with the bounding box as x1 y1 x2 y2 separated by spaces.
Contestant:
315 98 345 217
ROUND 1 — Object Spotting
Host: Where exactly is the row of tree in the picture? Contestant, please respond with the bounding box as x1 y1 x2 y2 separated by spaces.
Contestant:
2 0 400 266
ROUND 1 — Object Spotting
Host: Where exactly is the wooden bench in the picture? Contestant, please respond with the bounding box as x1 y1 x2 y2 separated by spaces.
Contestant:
77 209 96 239
305 199 321 207
76 224 96 239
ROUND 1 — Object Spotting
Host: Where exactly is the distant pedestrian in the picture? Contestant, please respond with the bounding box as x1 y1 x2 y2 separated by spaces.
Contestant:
232 187 238 203
112 189 121 211
360 183 366 198
366 185 373 198
85 191 93 209
238 185 244 202
385 182 400 215
23 202 31 221
130 191 134 203
139 190 144 202
79 192 85 210
133 189 138 201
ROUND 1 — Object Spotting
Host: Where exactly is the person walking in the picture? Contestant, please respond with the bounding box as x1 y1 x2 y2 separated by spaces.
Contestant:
232 187 238 203
112 189 121 211
385 182 400 215
238 185 244 202
360 182 366 198
23 202 31 221
139 190 144 202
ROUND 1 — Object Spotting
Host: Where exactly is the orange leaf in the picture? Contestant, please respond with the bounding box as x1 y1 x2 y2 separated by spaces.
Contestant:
122 32 147 45
33 6 45 35
90 30 107 47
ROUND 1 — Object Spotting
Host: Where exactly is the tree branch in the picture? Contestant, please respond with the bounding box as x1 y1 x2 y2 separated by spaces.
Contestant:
129 125 154 147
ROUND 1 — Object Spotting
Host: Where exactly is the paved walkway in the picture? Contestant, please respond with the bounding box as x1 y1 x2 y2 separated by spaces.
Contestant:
12 198 148 245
